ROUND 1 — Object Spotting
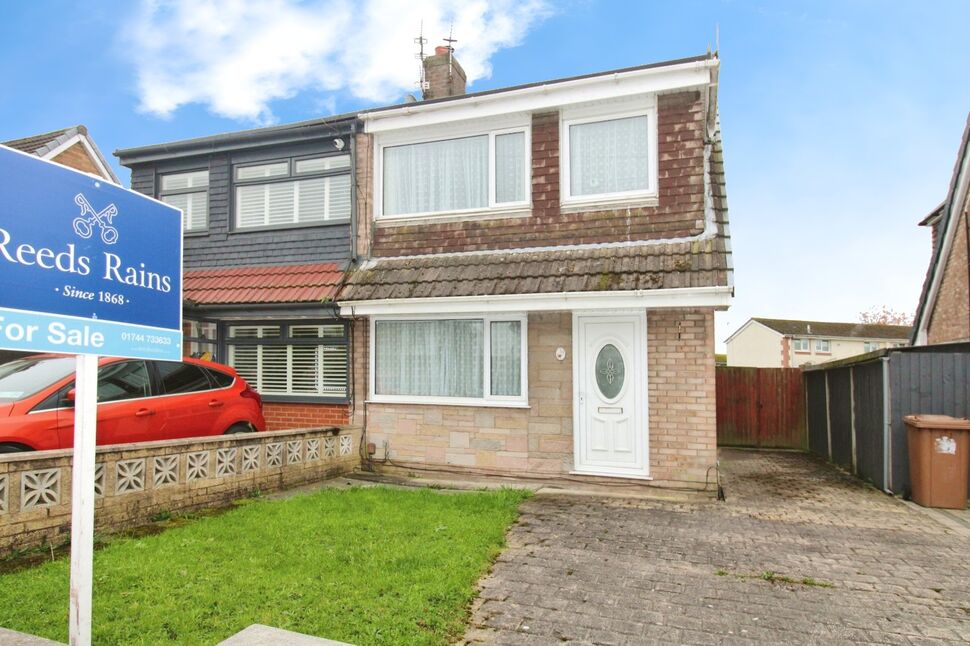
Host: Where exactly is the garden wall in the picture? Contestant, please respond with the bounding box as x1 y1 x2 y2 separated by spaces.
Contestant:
0 426 361 557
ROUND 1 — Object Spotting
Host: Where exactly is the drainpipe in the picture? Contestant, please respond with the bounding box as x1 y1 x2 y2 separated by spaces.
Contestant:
349 120 359 264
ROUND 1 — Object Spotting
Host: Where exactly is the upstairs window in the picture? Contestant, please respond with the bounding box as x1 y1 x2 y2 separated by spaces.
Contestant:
381 127 529 218
863 341 881 353
792 338 810 352
562 100 657 204
815 339 831 353
234 155 350 230
160 170 208 232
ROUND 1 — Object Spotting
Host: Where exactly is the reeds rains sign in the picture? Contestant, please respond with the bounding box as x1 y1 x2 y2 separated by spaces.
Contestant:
0 145 182 360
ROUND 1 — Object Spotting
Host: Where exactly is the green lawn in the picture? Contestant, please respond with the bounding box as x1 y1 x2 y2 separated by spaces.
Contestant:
0 486 529 645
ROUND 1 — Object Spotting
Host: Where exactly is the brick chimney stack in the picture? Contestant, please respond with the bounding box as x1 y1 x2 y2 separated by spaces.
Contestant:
422 45 466 100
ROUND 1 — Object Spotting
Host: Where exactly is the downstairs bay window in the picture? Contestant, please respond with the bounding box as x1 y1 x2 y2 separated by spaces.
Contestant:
227 322 349 401
371 315 527 406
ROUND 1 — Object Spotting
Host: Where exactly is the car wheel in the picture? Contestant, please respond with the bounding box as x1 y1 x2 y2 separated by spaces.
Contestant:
224 423 252 434
0 443 31 453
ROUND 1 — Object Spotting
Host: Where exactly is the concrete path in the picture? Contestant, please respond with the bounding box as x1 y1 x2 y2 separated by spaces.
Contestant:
462 449 970 645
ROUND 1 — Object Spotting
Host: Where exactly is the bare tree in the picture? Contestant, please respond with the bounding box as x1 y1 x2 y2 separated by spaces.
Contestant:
858 306 914 326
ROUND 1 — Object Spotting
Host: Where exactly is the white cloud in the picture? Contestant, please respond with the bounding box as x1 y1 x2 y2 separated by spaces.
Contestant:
124 0 552 123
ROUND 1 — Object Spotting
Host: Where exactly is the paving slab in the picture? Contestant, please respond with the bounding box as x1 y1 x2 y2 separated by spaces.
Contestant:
216 624 352 645
462 449 970 645
0 627 63 645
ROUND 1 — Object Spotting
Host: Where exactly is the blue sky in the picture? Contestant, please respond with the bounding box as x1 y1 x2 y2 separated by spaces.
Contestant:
2 0 968 349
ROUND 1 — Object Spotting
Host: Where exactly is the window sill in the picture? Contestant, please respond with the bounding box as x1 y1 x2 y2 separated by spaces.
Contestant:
375 207 531 227
367 397 530 409
560 195 659 213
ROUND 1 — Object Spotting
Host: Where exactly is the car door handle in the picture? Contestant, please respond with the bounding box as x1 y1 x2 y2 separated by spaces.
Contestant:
208 400 224 408
134 408 156 417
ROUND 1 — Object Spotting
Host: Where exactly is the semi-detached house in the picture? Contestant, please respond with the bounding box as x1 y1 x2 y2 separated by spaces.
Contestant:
117 51 733 490
343 51 732 488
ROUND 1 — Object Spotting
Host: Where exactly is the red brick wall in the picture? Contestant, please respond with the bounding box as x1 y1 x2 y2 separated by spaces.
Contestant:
262 402 350 431
52 142 102 177
927 204 970 344
368 90 706 257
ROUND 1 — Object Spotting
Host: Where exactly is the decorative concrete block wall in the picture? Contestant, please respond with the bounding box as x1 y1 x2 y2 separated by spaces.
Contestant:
0 427 360 558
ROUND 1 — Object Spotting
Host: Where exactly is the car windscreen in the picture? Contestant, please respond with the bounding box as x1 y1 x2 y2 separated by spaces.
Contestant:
0 357 76 402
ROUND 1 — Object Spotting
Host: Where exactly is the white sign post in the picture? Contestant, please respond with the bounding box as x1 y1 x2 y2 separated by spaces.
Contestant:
69 354 98 646
0 145 183 646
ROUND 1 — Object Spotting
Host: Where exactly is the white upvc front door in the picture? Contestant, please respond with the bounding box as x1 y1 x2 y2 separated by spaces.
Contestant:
572 312 649 478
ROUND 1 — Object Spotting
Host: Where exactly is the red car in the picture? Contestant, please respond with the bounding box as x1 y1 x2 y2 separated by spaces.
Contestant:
0 355 266 453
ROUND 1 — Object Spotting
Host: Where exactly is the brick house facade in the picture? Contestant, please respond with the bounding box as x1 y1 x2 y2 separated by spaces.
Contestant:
914 112 970 345
341 53 732 489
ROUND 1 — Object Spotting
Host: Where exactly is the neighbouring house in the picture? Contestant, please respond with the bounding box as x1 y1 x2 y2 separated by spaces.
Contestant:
339 51 732 487
2 124 120 184
913 111 970 345
1 125 120 364
116 117 356 431
725 318 911 368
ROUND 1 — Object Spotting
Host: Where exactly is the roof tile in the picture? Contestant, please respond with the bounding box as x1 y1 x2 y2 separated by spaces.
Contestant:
184 262 344 305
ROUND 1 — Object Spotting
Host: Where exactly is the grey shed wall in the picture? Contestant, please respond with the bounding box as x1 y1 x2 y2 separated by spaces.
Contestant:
806 345 970 497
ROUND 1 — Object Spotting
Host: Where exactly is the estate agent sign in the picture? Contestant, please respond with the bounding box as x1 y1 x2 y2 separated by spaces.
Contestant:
0 145 182 360
0 144 183 646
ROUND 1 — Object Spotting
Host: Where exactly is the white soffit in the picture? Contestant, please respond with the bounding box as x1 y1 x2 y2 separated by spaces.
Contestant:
341 286 733 316
362 59 717 133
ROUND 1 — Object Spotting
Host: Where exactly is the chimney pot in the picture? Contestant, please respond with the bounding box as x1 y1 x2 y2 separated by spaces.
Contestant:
435 45 450 55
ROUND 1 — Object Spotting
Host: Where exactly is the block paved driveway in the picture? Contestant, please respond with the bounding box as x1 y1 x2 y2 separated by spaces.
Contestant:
461 449 970 645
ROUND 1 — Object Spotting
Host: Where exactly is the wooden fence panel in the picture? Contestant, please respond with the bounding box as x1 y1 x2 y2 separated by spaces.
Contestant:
716 366 807 449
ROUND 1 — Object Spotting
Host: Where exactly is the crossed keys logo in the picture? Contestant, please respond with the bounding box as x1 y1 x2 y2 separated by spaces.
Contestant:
72 193 119 245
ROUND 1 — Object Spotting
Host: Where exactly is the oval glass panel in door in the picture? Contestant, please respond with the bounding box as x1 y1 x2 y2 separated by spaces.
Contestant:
595 343 625 399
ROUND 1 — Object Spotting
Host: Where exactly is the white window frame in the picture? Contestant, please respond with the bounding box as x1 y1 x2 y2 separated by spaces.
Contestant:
863 341 881 353
374 116 531 221
815 339 831 353
159 169 209 233
560 96 659 206
792 338 810 352
368 313 529 408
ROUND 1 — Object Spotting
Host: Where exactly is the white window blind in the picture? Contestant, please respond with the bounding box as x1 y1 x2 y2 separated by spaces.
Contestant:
234 155 350 229
227 323 348 398
162 170 208 191
236 162 288 181
569 114 650 197
160 170 209 232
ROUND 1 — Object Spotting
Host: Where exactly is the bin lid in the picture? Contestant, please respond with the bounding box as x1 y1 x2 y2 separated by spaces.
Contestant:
903 414 970 430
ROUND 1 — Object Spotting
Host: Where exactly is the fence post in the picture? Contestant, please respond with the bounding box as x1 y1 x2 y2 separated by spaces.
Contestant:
849 366 857 474
824 371 832 460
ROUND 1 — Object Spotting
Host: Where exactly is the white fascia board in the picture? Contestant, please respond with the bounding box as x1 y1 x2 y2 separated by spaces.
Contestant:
340 285 732 316
41 134 120 185
917 145 970 344
362 60 716 134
